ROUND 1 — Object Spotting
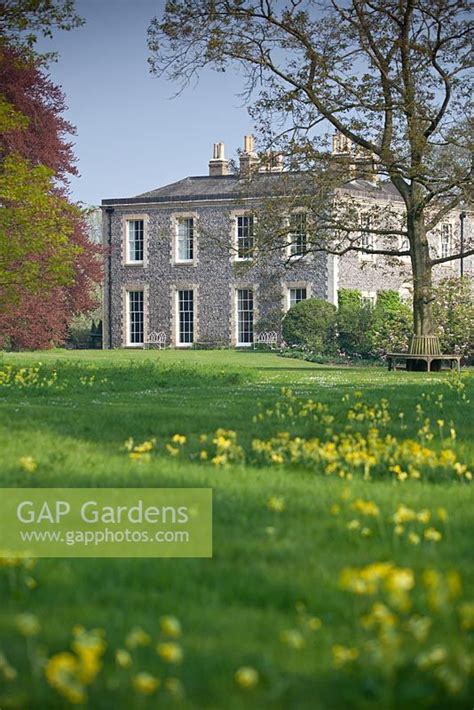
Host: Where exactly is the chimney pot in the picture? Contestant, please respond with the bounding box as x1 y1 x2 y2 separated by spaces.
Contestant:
209 141 229 176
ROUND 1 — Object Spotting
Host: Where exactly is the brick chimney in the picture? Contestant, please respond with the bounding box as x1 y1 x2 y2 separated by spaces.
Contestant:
209 142 229 176
239 134 259 177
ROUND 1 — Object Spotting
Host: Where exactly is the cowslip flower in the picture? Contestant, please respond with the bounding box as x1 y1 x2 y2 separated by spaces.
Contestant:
132 672 160 695
19 456 37 473
160 615 182 638
157 642 183 664
234 666 259 689
267 496 285 512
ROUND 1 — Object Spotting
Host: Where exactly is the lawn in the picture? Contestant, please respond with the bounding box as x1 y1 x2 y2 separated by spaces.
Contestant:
0 349 473 709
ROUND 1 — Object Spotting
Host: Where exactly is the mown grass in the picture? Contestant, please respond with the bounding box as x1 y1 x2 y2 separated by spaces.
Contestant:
0 349 473 709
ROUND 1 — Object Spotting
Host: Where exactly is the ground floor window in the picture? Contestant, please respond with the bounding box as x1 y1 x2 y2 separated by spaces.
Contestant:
237 289 253 345
178 289 194 344
127 290 144 345
289 287 307 309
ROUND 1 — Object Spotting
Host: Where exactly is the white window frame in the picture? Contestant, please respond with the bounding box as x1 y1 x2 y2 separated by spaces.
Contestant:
236 288 254 346
175 216 195 264
124 218 145 265
361 290 377 307
288 286 308 310
358 214 376 262
440 223 452 260
126 289 144 346
288 212 308 259
233 213 255 261
175 288 195 347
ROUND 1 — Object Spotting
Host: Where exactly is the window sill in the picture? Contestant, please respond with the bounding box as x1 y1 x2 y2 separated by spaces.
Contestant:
236 342 253 348
174 260 195 266
124 261 144 267
176 343 193 348
125 343 144 348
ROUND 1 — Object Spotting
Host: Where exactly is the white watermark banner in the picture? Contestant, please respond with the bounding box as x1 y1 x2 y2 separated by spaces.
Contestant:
0 488 212 558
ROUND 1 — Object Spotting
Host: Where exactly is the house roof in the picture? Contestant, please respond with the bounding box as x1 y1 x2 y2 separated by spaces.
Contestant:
101 173 402 207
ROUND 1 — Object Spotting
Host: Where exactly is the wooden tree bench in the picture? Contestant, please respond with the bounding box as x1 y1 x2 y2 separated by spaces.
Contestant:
387 335 462 372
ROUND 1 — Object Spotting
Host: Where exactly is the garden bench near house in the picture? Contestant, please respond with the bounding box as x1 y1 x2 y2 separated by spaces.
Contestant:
253 331 279 350
387 335 462 372
144 330 166 349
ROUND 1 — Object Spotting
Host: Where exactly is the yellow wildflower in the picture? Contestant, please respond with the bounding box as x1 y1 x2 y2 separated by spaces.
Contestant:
417 509 431 524
234 666 259 689
171 434 186 445
332 645 359 668
164 677 185 696
116 649 132 668
424 527 442 542
15 613 40 636
307 617 322 631
19 456 38 473
125 626 151 649
45 652 85 705
160 615 182 638
280 629 305 650
408 532 421 545
132 672 160 695
157 642 183 664
267 496 285 512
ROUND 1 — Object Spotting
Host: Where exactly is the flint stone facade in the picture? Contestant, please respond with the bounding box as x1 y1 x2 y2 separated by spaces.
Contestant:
102 176 328 349
102 140 470 349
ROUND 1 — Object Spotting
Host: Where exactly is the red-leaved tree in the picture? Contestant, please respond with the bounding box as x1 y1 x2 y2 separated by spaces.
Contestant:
0 43 102 349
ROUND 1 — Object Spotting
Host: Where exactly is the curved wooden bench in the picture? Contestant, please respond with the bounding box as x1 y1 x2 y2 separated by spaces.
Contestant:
387 353 461 372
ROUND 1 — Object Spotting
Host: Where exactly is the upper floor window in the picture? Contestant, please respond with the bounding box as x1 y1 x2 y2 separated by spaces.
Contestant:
289 213 307 257
236 215 254 260
126 219 144 263
359 214 375 261
440 223 452 259
177 217 194 262
289 287 307 309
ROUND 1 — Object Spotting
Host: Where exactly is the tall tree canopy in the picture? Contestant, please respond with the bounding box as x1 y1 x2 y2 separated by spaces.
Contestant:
149 0 473 338
0 7 102 349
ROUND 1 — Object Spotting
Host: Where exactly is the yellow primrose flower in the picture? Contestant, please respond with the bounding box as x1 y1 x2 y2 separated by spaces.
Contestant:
424 527 442 542
234 666 259 689
115 649 132 668
307 617 322 631
125 626 151 649
417 509 431 524
19 456 37 473
280 629 305 650
200 450 208 460
211 454 227 466
160 615 182 638
347 519 360 531
267 496 285 513
437 507 448 522
171 434 186 445
332 645 359 668
45 652 85 705
352 498 380 517
165 444 180 457
361 526 372 538
132 672 160 695
157 642 183 664
408 532 421 545
15 613 40 636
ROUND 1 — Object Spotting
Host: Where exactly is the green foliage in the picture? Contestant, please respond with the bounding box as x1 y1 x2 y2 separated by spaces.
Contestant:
433 277 473 357
254 308 283 334
337 289 373 358
0 0 84 48
369 290 413 355
282 297 337 353
0 153 79 307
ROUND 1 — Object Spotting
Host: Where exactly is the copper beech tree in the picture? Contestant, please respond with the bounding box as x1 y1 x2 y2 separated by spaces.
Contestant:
149 0 473 339
0 38 101 349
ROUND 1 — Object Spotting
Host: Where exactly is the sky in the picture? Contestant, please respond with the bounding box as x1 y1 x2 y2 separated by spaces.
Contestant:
36 0 253 206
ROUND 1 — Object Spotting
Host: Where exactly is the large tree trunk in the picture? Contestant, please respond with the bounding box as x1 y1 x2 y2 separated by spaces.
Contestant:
409 212 435 336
